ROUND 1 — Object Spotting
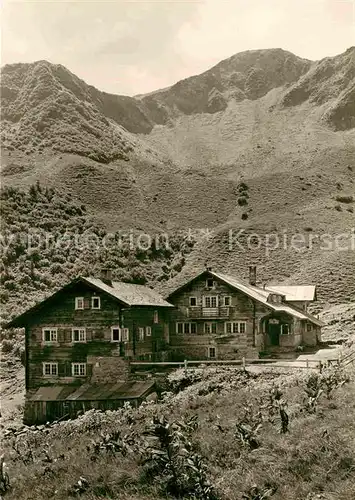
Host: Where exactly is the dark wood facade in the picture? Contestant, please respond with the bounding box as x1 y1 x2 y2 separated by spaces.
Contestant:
21 281 170 391
167 271 322 360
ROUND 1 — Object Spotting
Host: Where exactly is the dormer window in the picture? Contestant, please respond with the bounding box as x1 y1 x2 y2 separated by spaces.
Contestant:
91 297 101 309
269 294 283 304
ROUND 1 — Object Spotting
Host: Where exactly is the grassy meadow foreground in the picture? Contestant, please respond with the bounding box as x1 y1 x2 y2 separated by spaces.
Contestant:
1 344 355 500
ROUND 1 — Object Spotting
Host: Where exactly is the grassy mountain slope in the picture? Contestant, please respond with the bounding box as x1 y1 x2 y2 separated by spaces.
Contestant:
1 47 354 315
2 360 355 500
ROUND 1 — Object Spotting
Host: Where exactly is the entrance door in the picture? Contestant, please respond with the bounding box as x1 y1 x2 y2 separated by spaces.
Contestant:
268 323 280 346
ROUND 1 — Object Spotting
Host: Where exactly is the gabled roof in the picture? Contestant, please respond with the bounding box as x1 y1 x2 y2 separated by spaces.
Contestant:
265 285 316 302
167 269 324 327
5 276 173 328
83 277 174 308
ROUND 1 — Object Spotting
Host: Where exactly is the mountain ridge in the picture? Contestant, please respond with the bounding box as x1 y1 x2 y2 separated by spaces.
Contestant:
1 46 354 309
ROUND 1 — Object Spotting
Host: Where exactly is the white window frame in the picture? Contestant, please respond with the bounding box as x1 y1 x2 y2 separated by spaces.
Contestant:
206 278 215 289
91 296 101 309
204 322 217 334
189 297 197 307
225 322 246 334
72 328 86 343
223 296 231 307
42 328 58 343
138 327 145 340
72 363 86 377
43 362 58 376
204 296 218 308
146 326 152 336
239 322 246 334
111 326 121 342
208 346 216 359
281 324 291 335
176 322 197 334
176 322 184 334
153 311 159 323
75 297 84 310
122 328 129 341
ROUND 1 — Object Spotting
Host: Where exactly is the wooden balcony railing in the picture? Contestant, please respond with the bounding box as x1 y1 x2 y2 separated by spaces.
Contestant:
187 306 231 319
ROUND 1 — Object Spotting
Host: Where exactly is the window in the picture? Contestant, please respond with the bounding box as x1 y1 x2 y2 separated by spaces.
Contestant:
122 328 129 341
75 297 84 310
204 296 218 308
281 324 291 335
208 347 216 359
190 297 197 307
206 278 215 289
306 323 313 332
111 327 121 342
43 362 58 376
43 328 58 343
72 363 86 376
176 322 197 334
146 326 152 336
153 310 159 323
138 327 145 340
204 322 217 334
270 294 283 304
223 296 231 307
225 322 246 334
91 296 101 309
72 328 86 342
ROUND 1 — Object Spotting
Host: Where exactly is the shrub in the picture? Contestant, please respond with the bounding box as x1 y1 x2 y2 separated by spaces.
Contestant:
237 182 249 192
335 195 354 204
237 196 248 207
141 415 218 499
167 369 203 394
1 338 15 353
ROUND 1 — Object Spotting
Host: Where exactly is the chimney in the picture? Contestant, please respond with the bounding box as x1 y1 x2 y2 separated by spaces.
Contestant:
249 265 257 286
205 262 212 272
100 268 112 286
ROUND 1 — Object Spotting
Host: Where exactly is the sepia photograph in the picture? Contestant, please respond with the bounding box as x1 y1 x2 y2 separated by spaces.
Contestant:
0 0 354 498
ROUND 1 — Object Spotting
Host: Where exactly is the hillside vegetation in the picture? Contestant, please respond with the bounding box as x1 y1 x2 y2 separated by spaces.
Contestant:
1 47 355 317
0 183 195 324
1 356 355 500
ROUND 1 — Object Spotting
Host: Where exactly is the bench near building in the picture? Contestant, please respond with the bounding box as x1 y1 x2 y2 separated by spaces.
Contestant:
5 267 324 424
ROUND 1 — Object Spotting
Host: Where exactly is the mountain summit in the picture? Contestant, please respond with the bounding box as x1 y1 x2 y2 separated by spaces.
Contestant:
1 47 354 161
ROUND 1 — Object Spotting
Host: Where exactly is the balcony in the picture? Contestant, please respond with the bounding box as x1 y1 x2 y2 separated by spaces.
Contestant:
187 306 231 319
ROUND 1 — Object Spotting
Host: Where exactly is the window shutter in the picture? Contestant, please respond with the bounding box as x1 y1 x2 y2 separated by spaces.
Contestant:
58 362 65 377
64 361 71 377
84 298 90 309
58 329 64 343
